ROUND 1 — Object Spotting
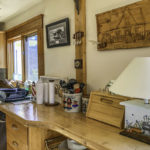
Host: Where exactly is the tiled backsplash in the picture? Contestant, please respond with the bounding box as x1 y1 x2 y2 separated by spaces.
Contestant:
0 68 7 80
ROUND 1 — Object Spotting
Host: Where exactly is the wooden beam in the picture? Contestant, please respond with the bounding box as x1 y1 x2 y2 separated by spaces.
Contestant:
75 0 86 94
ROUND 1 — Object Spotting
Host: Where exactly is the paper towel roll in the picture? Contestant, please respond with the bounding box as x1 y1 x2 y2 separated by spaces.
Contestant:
44 83 49 104
49 81 55 104
36 80 44 104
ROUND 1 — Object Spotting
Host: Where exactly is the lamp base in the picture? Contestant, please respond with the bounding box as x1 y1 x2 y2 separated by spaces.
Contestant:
144 99 149 104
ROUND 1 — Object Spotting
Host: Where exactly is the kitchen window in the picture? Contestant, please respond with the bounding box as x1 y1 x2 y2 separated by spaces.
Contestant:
7 33 39 82
25 34 38 82
6 15 44 81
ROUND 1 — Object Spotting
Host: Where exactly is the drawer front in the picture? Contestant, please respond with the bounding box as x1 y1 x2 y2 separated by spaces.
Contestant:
7 144 14 150
7 133 28 150
6 116 28 150
6 116 28 144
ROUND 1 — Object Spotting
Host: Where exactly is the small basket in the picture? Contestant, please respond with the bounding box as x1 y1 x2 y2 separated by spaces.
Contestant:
45 136 66 150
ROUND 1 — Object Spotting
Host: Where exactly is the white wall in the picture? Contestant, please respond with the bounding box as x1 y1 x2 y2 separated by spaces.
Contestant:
43 0 75 79
86 0 150 92
5 0 75 79
5 0 150 93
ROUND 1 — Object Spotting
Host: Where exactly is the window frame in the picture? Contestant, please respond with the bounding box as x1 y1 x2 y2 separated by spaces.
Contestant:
6 15 44 81
7 36 22 81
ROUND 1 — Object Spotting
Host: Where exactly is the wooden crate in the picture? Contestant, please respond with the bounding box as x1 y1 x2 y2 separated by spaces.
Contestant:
86 91 130 129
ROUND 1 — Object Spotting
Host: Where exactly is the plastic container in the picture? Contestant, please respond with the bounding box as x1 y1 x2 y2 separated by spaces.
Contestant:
48 80 55 104
67 139 86 150
36 79 44 104
63 93 82 112
0 88 28 102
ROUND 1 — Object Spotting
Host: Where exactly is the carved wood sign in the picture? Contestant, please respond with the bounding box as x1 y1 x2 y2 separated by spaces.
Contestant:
96 0 150 51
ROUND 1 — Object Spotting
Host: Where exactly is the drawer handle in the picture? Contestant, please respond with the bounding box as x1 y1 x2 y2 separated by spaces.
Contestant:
12 124 18 130
12 141 18 147
100 98 113 104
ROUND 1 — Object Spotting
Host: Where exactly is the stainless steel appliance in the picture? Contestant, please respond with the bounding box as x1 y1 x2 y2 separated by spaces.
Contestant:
0 111 6 150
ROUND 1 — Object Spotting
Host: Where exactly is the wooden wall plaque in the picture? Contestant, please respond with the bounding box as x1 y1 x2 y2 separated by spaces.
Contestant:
96 0 150 51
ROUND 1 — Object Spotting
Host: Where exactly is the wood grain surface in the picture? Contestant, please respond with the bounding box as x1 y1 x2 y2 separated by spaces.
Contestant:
86 91 130 129
96 0 150 50
0 101 150 150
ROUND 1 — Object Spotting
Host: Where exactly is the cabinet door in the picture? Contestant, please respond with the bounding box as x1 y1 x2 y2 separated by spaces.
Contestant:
7 144 14 150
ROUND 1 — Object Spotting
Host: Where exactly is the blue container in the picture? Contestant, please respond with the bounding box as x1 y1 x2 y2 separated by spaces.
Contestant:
0 88 28 102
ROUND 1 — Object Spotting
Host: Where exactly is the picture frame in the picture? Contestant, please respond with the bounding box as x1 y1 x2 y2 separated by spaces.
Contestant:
46 18 70 48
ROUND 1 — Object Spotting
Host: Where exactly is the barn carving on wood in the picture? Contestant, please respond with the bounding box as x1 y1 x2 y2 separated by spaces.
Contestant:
96 0 150 51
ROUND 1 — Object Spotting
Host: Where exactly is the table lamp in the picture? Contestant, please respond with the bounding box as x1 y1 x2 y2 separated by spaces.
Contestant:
109 57 150 104
109 57 150 143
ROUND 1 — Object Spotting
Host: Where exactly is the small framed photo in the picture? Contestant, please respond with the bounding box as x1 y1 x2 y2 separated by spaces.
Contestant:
46 18 70 48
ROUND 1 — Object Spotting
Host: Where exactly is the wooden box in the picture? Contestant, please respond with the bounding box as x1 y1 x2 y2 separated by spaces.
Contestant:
86 91 130 128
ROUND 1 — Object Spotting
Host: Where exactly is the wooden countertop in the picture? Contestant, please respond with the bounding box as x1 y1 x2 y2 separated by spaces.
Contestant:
0 102 149 150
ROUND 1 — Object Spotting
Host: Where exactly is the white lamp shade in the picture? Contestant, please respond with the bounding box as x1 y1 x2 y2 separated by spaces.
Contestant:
109 57 150 100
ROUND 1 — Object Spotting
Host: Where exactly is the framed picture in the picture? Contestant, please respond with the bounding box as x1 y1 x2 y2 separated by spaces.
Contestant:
46 18 70 48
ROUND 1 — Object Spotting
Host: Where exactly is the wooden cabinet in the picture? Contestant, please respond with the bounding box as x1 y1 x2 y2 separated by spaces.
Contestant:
1 102 150 150
0 31 6 69
6 117 28 150
6 116 64 150
86 91 131 128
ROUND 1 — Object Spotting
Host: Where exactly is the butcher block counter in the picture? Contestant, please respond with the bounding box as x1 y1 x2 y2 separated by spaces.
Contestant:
0 102 149 150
